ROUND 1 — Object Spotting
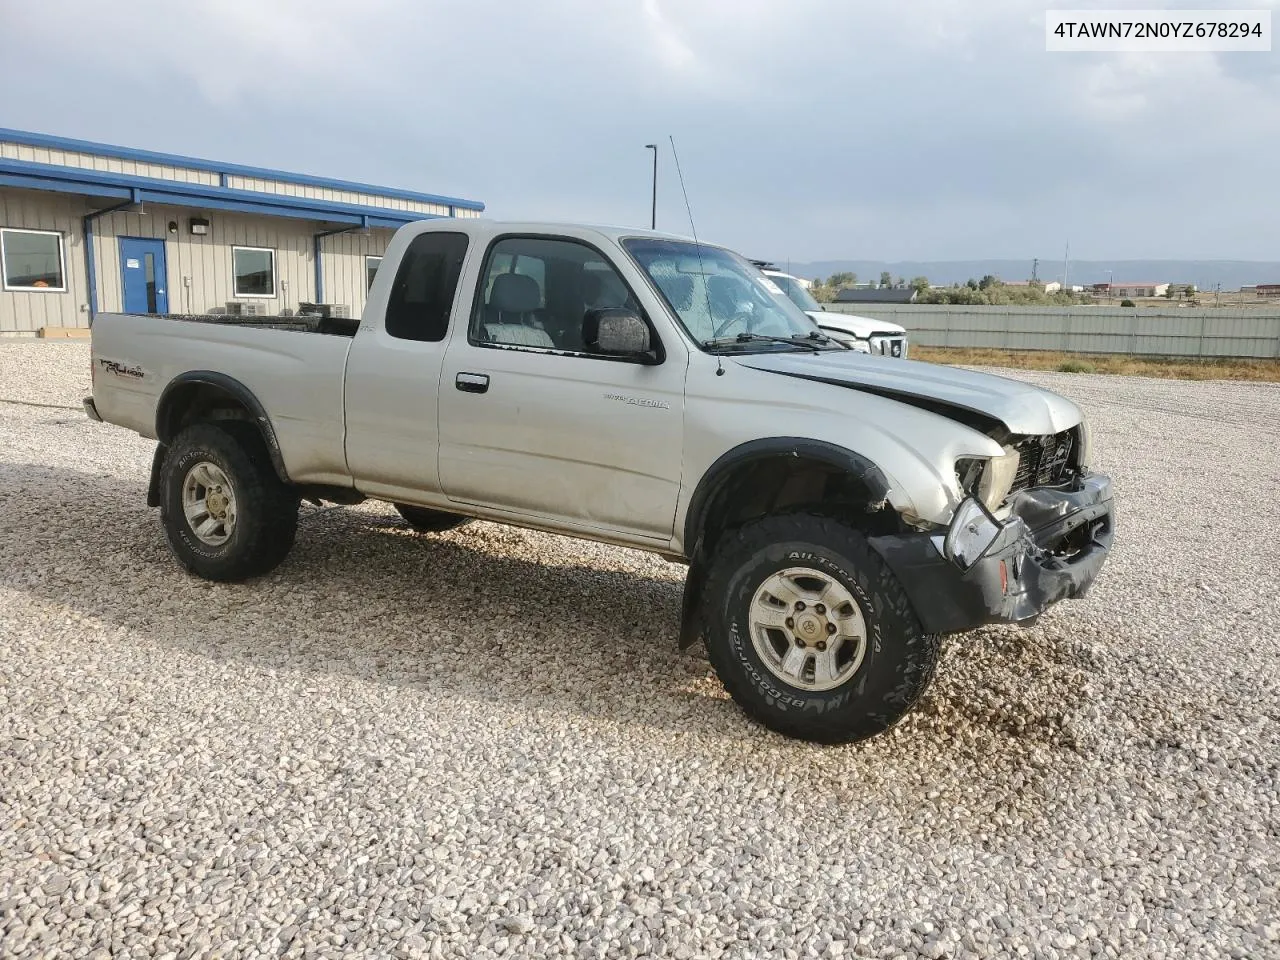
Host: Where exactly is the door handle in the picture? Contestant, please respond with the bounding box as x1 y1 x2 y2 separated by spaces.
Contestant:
455 372 489 394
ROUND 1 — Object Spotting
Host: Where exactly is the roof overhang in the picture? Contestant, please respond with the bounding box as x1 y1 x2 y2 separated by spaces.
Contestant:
0 157 441 229
0 126 484 212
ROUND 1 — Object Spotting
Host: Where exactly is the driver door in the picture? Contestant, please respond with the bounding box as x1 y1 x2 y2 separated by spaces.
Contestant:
437 234 689 542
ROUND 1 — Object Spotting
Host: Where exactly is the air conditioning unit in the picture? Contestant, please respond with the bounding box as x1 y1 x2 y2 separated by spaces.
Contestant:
225 300 271 317
297 302 351 319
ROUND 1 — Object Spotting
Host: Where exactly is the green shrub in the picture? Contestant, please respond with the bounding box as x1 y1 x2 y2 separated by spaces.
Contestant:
1120 298 1136 307
1056 360 1097 374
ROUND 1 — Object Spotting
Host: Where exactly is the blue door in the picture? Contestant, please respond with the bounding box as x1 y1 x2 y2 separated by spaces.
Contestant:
119 237 169 314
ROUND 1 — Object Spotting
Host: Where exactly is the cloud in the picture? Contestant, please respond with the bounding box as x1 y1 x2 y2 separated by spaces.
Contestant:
1 0 1277 259
642 0 698 72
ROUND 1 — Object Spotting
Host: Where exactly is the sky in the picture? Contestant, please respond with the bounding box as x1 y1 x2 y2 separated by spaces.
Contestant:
1 0 1278 263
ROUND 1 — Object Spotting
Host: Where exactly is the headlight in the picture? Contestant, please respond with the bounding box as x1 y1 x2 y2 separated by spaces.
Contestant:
1076 420 1092 469
955 447 1021 511
823 329 872 352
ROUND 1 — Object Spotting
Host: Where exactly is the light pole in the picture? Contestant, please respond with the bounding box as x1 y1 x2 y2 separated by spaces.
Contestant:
644 144 657 229
1107 270 1113 305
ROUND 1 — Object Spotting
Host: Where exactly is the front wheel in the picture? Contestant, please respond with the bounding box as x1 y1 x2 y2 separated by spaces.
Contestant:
701 513 939 744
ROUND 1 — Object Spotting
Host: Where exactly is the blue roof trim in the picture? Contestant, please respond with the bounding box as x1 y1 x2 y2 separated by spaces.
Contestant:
0 127 485 212
0 171 133 201
0 158 445 228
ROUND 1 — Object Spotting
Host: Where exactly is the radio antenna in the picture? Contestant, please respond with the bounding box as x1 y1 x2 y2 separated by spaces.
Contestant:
669 135 724 375
669 135 700 248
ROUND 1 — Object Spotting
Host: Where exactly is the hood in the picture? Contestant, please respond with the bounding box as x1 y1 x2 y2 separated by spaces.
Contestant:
807 310 906 338
735 351 1082 437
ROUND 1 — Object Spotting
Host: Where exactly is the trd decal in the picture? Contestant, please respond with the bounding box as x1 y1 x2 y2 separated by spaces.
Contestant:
98 359 145 379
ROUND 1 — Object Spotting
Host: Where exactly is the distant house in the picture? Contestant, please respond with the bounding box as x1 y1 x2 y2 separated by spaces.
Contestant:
834 288 918 304
1167 283 1198 297
1092 282 1170 298
998 279 1061 293
1255 284 1280 298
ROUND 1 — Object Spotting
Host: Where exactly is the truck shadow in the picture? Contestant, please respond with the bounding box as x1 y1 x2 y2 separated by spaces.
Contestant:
0 460 726 731
0 460 1094 795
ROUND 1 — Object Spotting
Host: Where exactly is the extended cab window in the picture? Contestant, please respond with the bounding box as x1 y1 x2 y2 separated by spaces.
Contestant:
472 237 645 353
385 232 469 342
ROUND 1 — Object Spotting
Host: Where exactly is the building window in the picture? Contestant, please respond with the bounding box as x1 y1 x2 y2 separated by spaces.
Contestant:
232 246 276 297
1 228 66 292
366 256 382 291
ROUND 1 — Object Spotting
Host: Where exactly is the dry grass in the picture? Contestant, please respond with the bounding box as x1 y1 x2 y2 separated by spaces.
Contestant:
1126 294 1280 309
912 346 1280 382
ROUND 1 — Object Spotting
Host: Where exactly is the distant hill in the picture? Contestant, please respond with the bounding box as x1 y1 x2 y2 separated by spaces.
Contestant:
777 259 1280 290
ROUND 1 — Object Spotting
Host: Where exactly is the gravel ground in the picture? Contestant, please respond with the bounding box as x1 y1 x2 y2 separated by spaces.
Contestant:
1 341 1277 960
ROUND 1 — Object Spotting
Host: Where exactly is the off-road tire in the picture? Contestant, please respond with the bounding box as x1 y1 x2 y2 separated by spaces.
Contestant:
394 504 470 533
160 421 299 581
702 513 940 744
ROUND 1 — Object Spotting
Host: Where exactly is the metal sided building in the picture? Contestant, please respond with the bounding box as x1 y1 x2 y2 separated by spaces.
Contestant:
0 128 484 336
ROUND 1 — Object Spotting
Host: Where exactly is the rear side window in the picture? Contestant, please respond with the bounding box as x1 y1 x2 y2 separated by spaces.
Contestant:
384 232 469 342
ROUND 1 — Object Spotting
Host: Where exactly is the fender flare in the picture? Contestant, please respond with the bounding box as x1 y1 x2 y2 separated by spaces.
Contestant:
677 438 892 649
682 437 892 556
154 371 290 483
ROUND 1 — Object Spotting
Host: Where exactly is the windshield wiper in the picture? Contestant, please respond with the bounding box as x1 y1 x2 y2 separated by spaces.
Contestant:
702 332 825 354
795 330 850 349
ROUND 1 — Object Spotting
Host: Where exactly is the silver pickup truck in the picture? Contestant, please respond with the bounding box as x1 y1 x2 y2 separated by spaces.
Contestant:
85 219 1115 744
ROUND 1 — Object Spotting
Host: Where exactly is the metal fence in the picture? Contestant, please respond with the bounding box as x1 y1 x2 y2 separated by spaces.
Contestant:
824 304 1280 358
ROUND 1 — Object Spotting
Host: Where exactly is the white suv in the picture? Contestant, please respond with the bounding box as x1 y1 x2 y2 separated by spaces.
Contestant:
758 266 909 358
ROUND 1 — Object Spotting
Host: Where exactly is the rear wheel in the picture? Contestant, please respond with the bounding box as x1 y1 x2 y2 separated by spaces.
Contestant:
702 513 939 744
160 421 299 581
394 503 470 533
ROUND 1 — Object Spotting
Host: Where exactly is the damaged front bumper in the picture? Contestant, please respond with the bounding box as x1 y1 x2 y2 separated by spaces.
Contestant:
868 472 1115 634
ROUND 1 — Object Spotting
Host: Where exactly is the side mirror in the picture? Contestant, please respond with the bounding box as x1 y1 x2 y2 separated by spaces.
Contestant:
584 308 654 360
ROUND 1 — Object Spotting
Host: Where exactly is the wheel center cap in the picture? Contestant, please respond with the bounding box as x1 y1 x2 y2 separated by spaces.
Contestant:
207 492 228 517
797 615 822 638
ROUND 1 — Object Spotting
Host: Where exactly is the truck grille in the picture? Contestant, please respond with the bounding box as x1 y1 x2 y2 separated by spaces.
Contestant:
1010 429 1076 492
868 333 907 358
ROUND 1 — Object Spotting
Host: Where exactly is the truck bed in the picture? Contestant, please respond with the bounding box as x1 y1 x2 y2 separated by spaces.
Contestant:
89 311 355 486
132 313 360 337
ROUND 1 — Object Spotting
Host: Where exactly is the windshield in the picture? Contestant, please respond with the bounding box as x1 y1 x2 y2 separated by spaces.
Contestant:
769 273 824 313
623 238 821 349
